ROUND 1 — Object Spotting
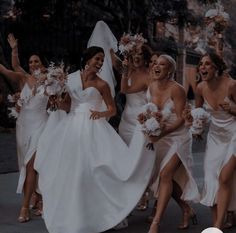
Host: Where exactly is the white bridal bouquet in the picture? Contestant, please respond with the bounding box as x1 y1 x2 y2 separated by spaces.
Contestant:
118 33 147 56
137 103 171 150
190 108 210 138
44 62 68 95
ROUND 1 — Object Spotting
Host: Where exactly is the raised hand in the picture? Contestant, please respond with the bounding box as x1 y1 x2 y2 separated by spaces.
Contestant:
7 33 18 49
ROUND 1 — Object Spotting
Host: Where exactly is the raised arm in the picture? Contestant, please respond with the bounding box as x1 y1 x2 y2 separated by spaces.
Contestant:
7 33 27 74
110 49 122 73
0 63 25 88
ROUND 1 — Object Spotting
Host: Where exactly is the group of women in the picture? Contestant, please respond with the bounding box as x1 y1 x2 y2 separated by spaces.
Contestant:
0 21 236 233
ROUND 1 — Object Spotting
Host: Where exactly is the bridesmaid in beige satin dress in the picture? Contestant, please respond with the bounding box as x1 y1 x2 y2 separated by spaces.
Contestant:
194 52 236 230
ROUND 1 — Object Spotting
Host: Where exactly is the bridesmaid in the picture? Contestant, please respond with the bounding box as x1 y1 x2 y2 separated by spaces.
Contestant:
7 33 47 216
147 54 199 233
0 36 48 222
119 44 152 145
120 51 199 229
118 44 152 213
194 52 236 229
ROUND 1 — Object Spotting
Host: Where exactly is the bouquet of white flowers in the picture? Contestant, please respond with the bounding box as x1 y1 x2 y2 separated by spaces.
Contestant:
138 103 171 150
45 62 68 96
44 62 68 111
190 108 210 138
118 33 147 56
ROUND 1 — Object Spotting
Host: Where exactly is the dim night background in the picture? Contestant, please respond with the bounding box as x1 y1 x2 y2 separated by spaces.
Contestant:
0 0 236 128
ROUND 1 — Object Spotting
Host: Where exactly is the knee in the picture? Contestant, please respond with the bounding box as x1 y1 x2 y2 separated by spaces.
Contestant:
26 161 35 173
159 170 173 183
219 173 231 187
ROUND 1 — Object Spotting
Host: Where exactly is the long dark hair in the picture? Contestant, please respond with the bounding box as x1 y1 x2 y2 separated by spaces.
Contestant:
80 46 104 69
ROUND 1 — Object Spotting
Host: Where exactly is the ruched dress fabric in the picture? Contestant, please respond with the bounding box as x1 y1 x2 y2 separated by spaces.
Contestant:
118 79 147 145
16 83 48 193
34 70 156 233
147 93 199 202
200 99 236 210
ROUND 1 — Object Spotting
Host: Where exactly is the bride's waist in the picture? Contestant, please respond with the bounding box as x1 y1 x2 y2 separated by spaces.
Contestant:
71 103 102 114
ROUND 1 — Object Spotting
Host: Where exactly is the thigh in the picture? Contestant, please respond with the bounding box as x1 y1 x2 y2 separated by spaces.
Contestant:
160 153 181 178
220 155 236 182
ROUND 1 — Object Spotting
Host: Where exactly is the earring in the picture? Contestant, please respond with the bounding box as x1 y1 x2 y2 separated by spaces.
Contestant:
85 64 89 70
167 72 171 79
98 68 102 73
196 73 201 82
214 71 219 79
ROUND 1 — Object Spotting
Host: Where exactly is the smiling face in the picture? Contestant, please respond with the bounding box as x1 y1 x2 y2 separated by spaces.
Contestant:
28 55 43 74
131 46 145 68
198 55 217 81
152 56 171 80
86 52 104 73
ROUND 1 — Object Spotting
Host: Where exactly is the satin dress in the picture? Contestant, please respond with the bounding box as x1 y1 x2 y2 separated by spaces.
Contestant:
119 79 147 145
35 70 156 233
146 93 199 202
200 98 236 210
16 83 48 193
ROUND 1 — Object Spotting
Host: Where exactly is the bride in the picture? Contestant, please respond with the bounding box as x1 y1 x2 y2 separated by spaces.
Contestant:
34 46 156 233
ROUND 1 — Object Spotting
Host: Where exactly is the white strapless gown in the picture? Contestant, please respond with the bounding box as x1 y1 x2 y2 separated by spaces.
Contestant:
34 71 155 233
118 84 147 145
16 83 48 193
200 99 236 210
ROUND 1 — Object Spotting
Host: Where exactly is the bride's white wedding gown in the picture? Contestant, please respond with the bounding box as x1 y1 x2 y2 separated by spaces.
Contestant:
34 70 155 233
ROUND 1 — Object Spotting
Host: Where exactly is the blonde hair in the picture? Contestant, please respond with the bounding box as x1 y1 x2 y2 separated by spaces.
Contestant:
159 54 176 79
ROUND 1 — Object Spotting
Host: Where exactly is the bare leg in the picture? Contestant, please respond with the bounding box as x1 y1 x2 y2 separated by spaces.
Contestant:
211 205 217 226
18 153 37 223
148 154 181 233
172 180 187 209
172 180 197 229
214 155 236 229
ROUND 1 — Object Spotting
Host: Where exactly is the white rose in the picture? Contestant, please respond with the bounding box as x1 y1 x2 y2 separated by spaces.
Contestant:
144 117 161 136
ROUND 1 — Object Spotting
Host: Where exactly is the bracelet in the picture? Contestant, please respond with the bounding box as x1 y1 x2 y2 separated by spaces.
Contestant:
12 52 18 57
122 74 129 79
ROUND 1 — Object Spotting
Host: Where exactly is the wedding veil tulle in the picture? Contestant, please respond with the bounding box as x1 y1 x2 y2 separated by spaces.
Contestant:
87 20 118 97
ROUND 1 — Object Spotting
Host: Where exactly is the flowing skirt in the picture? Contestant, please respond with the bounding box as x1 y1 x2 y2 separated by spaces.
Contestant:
35 111 155 233
201 126 236 210
150 126 200 202
16 108 48 193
